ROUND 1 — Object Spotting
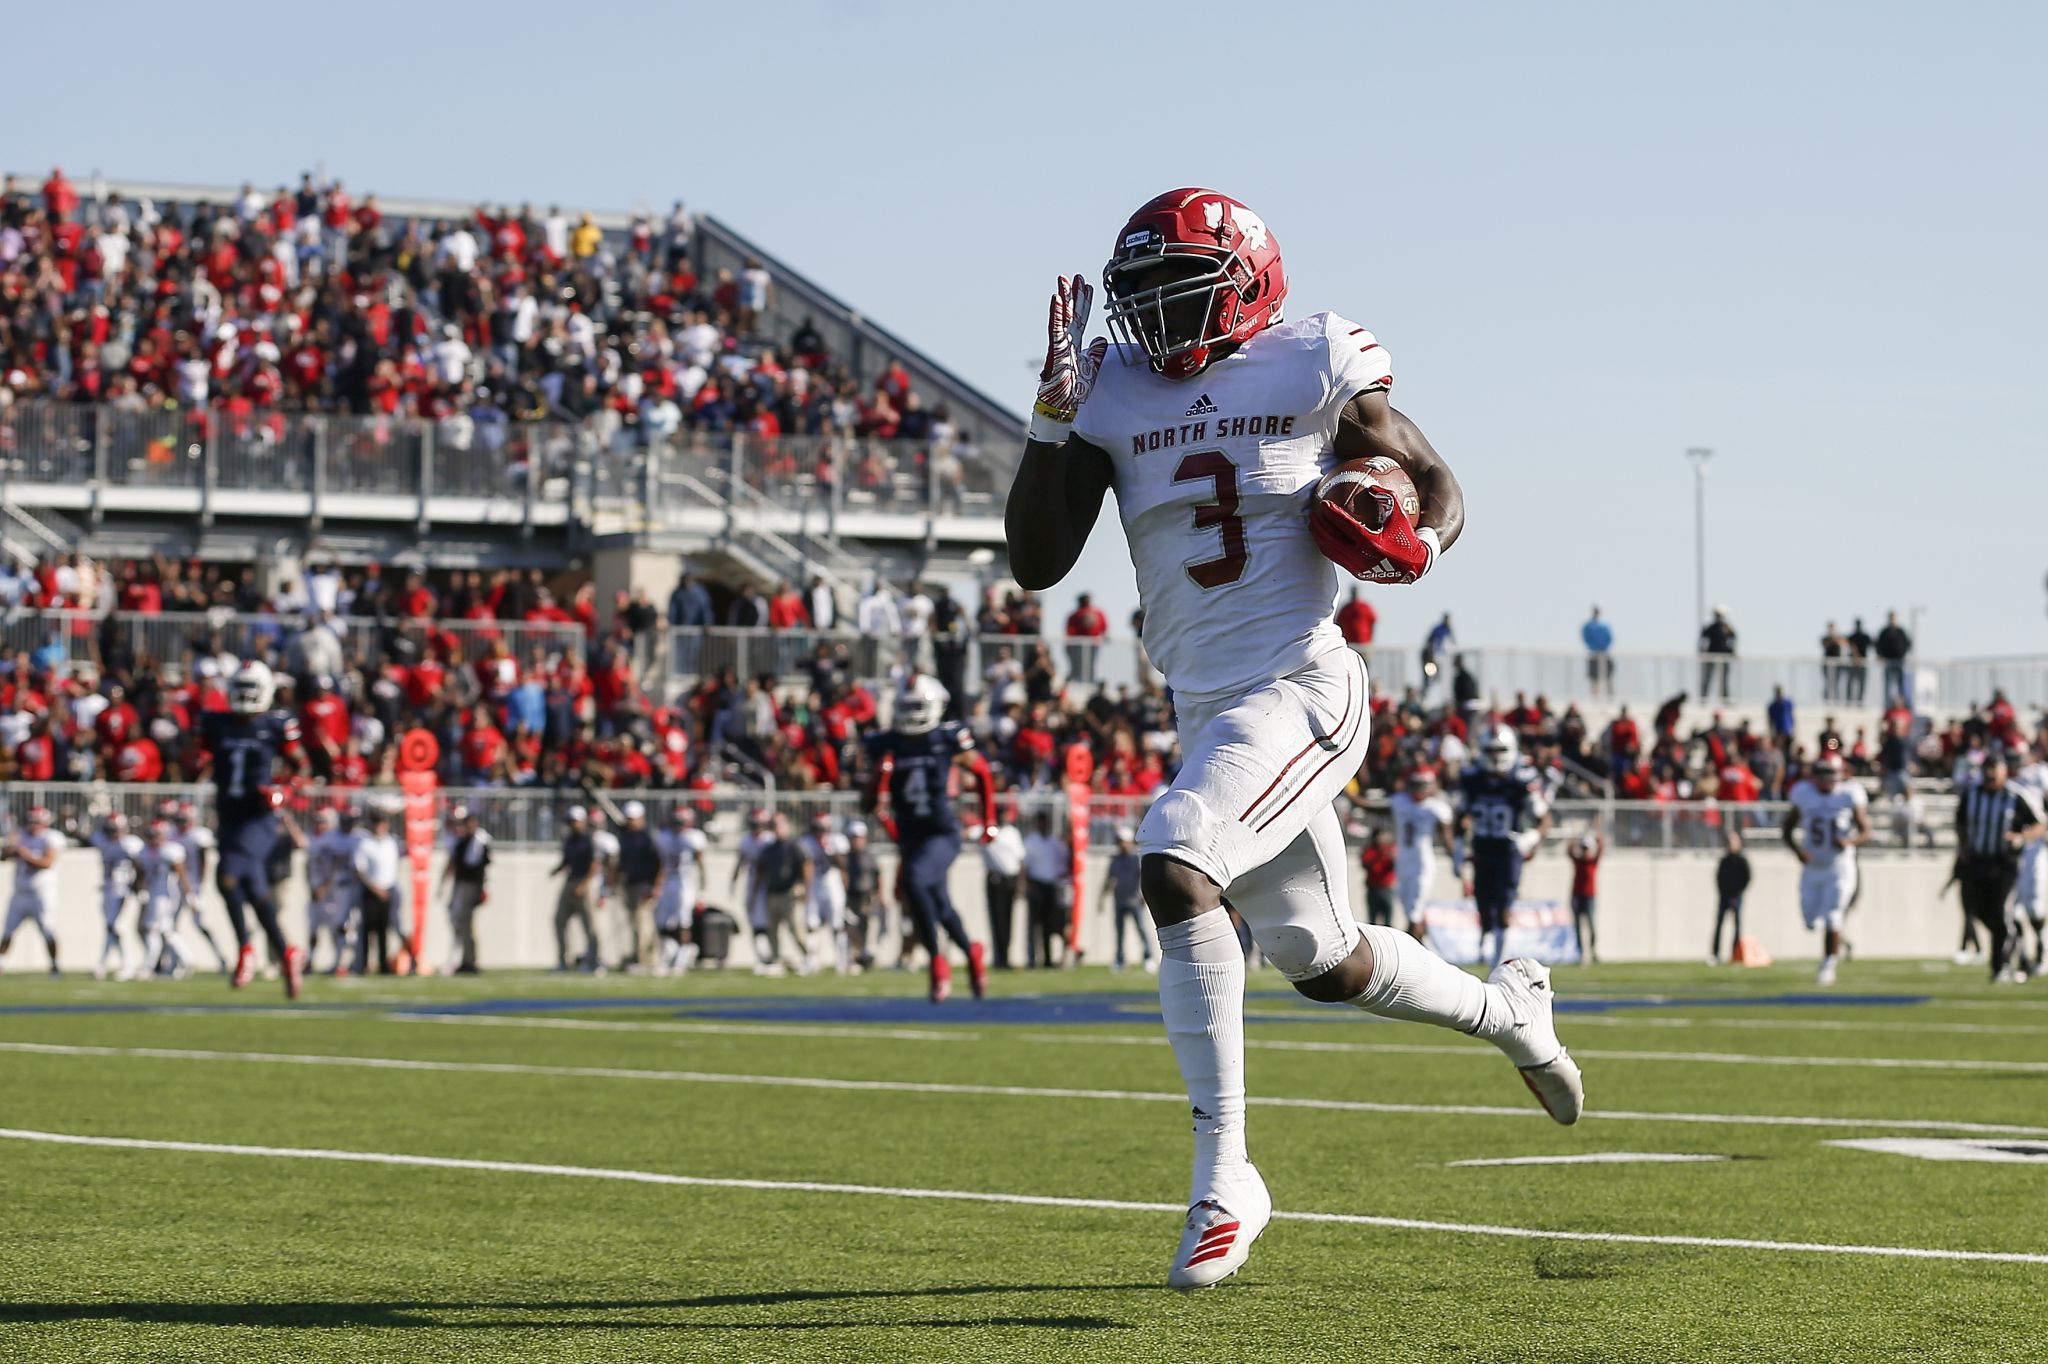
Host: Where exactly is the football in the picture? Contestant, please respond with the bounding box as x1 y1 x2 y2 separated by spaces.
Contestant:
1313 455 1419 530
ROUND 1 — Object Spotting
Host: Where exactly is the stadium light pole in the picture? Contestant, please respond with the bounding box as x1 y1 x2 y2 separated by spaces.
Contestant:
1686 448 1713 630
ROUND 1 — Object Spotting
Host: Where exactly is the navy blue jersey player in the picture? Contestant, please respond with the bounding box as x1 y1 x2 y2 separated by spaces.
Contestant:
1457 728 1551 968
198 661 308 998
862 675 995 1003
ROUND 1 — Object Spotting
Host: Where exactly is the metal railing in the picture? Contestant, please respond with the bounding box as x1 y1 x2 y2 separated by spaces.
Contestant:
0 608 586 670
0 402 579 527
1 782 1959 855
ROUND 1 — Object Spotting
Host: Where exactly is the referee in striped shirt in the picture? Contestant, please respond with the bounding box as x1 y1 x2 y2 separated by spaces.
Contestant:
1956 753 2044 981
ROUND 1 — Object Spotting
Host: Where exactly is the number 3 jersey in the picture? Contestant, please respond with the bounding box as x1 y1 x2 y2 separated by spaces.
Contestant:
1073 311 1394 702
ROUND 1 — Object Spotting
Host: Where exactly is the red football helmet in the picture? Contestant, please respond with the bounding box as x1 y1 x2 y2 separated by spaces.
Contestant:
1102 188 1287 380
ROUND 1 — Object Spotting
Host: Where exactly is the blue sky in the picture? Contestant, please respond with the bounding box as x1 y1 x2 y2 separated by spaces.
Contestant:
9 1 2043 659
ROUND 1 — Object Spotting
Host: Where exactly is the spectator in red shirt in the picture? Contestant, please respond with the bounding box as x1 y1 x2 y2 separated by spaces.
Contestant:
1606 706 1641 777
94 684 140 752
42 167 78 220
458 704 510 785
1335 588 1378 646
114 734 164 783
15 714 57 780
766 580 809 630
300 677 352 779
1360 826 1398 928
1567 823 1604 963
1064 592 1109 685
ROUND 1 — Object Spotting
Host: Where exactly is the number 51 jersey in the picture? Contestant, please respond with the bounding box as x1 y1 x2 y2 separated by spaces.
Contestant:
1074 311 1393 702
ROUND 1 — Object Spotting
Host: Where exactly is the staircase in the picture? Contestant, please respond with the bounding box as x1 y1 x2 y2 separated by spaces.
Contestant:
1 501 85 567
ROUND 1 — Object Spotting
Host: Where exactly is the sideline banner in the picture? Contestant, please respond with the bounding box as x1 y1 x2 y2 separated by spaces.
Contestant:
1421 899 1580 965
396 728 441 975
1063 740 1094 951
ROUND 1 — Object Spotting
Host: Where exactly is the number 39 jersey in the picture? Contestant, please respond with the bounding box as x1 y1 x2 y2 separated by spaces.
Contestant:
1074 311 1394 702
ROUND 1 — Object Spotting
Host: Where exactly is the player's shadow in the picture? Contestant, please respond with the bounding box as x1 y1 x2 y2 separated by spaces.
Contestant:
0 1283 1160 1332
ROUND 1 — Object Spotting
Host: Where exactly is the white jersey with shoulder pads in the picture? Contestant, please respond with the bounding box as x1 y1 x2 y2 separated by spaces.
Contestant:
1074 311 1393 701
11 830 66 899
94 832 144 889
137 840 188 901
310 830 361 898
1389 792 1453 872
1789 780 1868 870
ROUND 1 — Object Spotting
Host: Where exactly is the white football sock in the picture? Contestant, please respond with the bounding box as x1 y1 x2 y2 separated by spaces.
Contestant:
1157 908 1249 1199
1348 922 1507 1040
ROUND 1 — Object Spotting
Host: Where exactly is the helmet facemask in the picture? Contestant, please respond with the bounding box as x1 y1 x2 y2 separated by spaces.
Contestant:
1103 244 1271 379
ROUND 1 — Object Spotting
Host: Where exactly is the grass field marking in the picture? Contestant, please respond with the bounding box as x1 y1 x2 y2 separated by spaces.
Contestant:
1014 1032 2048 1072
2 1125 2044 1267
388 1014 975 1043
9 1041 2048 1139
1445 1153 1732 1167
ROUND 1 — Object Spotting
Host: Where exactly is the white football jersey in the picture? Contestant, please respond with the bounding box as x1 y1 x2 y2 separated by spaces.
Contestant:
10 829 66 896
659 827 708 877
1074 311 1394 701
179 825 216 877
1390 792 1454 866
138 840 188 899
802 830 850 905
309 830 360 894
1788 780 1868 869
94 832 144 888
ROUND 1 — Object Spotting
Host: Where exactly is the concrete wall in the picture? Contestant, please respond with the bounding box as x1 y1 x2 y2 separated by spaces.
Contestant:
13 842 1969 975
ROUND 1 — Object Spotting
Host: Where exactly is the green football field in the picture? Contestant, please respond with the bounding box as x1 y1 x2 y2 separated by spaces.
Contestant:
1 958 2043 1363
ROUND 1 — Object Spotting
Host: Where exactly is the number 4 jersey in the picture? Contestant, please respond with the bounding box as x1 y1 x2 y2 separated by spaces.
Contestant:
1074 311 1393 702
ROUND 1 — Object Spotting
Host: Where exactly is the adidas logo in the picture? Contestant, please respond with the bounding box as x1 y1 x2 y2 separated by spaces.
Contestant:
1190 1105 1213 1121
1184 394 1218 417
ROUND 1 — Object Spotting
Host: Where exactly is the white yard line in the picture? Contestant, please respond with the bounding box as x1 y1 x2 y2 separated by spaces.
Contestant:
1013 1032 2048 1072
387 1013 973 1043
0 1125 2040 1266
6 1041 2047 1138
1446 1153 1732 1168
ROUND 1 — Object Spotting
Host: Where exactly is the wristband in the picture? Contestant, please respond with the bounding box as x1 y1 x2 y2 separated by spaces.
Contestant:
1027 405 1075 445
1415 525 1441 577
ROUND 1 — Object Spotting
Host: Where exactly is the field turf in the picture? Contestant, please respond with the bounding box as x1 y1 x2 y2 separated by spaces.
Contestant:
0 958 2042 1362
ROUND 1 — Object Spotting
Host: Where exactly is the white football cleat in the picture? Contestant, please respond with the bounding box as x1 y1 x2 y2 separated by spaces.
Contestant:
1816 957 1838 987
1487 958 1584 1126
1168 1167 1271 1292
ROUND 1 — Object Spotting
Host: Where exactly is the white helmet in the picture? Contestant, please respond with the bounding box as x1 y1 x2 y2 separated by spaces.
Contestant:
1482 727 1520 775
229 660 276 715
894 675 949 736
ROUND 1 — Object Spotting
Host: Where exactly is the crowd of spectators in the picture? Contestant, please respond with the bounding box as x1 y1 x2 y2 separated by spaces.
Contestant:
4 549 2040 830
0 167 979 502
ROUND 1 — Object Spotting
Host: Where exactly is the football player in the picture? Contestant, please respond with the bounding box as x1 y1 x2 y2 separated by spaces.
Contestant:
90 813 144 980
1458 729 1552 970
135 818 195 979
1 806 67 975
651 806 707 976
1006 189 1581 1290
1389 767 1455 943
802 811 853 974
1782 752 1871 985
2010 745 2046 975
861 675 994 1003
197 660 309 997
170 802 233 976
306 807 361 975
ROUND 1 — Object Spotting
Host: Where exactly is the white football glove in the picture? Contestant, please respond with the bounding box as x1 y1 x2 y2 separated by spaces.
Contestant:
1029 273 1108 444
